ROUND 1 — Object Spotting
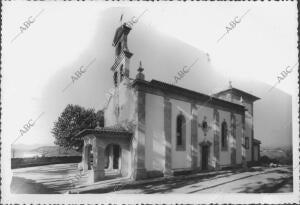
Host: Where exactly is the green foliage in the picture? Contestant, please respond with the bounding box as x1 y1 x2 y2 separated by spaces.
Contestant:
51 104 104 152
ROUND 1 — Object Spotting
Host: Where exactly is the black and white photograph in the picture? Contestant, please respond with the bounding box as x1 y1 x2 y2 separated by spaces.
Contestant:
1 1 299 204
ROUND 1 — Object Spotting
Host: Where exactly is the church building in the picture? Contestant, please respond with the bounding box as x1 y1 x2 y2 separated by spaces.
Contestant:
77 22 261 183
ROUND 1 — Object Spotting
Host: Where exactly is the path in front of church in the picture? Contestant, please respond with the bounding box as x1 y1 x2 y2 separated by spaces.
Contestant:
11 163 81 194
10 163 292 194
99 166 293 194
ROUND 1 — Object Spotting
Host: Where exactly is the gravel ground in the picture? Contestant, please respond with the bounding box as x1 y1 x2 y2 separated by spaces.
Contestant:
11 163 293 194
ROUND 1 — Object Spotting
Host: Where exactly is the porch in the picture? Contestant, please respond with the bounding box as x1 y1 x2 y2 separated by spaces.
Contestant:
77 126 132 183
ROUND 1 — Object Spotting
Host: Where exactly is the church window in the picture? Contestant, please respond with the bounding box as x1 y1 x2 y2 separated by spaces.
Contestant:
231 114 236 138
214 110 219 124
114 72 118 87
202 121 208 130
245 137 249 149
221 121 228 150
176 114 186 150
120 65 124 82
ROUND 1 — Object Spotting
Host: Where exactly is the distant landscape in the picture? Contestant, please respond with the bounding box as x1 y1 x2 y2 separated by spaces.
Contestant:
11 144 81 158
11 144 81 169
12 144 292 166
260 145 293 165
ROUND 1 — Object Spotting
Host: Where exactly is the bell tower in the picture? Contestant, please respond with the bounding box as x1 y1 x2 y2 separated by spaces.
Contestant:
111 23 133 87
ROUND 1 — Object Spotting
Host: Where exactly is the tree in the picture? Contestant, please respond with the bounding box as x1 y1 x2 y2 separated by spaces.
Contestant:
51 104 104 152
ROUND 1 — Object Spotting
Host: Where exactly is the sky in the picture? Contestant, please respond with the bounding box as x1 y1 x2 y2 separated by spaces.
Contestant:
2 1 298 148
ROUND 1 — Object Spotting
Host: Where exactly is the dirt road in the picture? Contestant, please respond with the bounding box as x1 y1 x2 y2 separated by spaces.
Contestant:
11 164 293 194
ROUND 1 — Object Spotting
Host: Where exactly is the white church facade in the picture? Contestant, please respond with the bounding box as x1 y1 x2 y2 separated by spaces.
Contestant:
77 22 261 183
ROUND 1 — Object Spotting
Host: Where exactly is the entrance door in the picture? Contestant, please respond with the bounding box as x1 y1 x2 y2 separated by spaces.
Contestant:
201 146 209 170
231 148 236 165
104 144 121 170
112 144 120 169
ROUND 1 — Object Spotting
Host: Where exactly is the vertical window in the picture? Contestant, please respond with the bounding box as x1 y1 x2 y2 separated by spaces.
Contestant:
221 121 228 150
231 114 236 138
245 137 249 149
214 110 219 124
176 114 186 150
114 72 118 87
202 121 208 130
213 109 219 130
120 65 124 82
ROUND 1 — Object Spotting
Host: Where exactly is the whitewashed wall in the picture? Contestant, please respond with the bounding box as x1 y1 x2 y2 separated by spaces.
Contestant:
143 92 245 170
253 145 259 161
104 79 137 127
170 98 192 169
144 93 165 171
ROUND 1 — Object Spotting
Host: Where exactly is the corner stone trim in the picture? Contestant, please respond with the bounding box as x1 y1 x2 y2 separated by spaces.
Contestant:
191 104 198 168
134 90 147 180
213 108 220 169
164 97 172 175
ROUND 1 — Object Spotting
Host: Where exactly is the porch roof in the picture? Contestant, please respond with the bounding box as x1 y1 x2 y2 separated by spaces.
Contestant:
253 138 261 145
76 125 132 138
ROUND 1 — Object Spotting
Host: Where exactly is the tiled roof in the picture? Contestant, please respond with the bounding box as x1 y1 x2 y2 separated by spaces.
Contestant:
132 79 246 113
75 124 132 138
253 138 261 144
215 87 260 101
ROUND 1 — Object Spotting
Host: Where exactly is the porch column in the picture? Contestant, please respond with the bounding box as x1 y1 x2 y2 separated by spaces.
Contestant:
82 139 92 172
108 145 113 170
82 142 88 171
93 138 105 182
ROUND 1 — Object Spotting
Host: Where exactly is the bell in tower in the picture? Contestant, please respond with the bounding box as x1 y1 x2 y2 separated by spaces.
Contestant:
111 22 134 87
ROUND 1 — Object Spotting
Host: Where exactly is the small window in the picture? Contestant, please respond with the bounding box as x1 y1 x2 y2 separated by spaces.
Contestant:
221 121 228 150
120 65 124 82
214 109 219 124
176 114 186 150
114 72 118 87
202 121 208 130
245 137 249 149
231 114 236 138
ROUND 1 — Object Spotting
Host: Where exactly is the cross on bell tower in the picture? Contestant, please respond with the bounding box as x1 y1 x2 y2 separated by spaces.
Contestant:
229 80 233 89
136 61 145 80
111 22 134 87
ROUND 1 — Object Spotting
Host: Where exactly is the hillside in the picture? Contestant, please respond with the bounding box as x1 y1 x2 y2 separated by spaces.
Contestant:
261 146 292 165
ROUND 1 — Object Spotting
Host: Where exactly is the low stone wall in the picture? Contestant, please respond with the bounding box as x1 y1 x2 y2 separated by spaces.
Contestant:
11 156 82 169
